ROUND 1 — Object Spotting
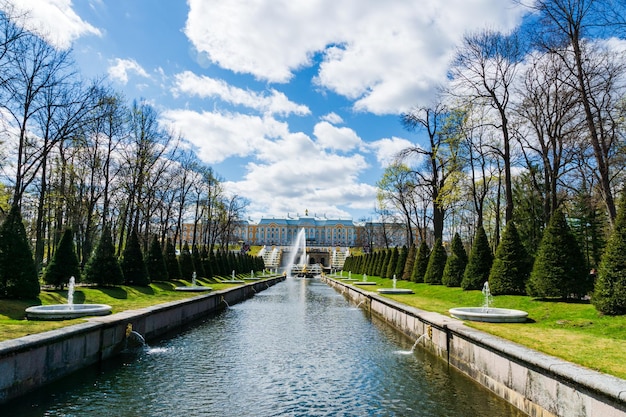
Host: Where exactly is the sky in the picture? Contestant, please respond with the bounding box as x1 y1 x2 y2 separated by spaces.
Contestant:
4 0 527 222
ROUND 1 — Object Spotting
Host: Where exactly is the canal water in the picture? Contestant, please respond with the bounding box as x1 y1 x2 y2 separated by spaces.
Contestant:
5 278 526 416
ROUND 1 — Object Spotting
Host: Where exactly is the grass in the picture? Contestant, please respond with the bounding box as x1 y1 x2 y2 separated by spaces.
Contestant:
0 276 242 342
346 275 626 379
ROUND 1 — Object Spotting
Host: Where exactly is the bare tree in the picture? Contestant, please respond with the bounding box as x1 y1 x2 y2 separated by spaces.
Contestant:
529 0 626 224
451 29 525 224
400 103 464 242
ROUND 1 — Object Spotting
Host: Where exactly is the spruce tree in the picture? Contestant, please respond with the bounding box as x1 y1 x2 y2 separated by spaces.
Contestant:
192 245 206 277
402 244 416 280
145 235 168 282
489 222 530 295
395 245 408 279
164 238 181 281
424 238 447 284
593 192 626 314
179 242 195 280
0 205 39 298
43 228 82 288
84 226 124 286
461 226 493 290
527 210 589 299
411 241 430 283
442 233 467 287
380 249 391 278
121 229 149 286
386 247 399 278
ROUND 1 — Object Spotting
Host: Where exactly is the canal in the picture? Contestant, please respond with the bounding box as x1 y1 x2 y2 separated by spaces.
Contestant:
4 277 525 416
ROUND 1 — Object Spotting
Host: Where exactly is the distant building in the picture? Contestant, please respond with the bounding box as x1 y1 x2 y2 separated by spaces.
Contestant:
232 212 408 249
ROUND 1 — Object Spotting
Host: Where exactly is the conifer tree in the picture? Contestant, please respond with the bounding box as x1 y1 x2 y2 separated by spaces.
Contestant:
527 210 589 299
411 241 430 283
146 235 168 282
424 238 447 284
593 192 626 314
395 245 408 279
380 249 391 278
201 246 213 278
179 242 194 280
192 245 206 277
164 238 181 281
461 226 493 290
84 226 124 286
0 205 39 298
442 233 467 287
489 222 530 295
386 247 399 278
402 244 416 280
121 229 149 286
43 228 81 288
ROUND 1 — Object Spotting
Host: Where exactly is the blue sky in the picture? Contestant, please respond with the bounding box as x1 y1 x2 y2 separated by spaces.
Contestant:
6 0 526 221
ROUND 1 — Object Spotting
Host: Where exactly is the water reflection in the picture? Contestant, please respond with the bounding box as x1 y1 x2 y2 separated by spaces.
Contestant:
3 277 525 416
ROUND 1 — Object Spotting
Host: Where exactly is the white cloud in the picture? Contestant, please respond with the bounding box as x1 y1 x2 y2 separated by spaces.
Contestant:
162 106 377 219
321 112 343 124
184 0 526 114
172 71 310 117
313 121 361 152
368 136 415 168
107 58 150 84
2 0 101 49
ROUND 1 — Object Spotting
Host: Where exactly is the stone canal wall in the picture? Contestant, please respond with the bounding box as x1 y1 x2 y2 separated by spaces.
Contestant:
324 277 626 417
0 277 284 404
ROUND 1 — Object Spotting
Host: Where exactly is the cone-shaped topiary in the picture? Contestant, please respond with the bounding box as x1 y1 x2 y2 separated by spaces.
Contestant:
121 229 149 286
164 238 181 281
424 238 447 284
461 226 493 290
411 241 430 283
145 235 168 282
402 244 416 280
527 209 589 299
43 228 81 288
84 226 123 286
442 233 467 287
0 205 39 298
386 247 399 278
192 245 206 277
489 222 530 295
179 242 194 280
395 245 408 279
593 192 626 314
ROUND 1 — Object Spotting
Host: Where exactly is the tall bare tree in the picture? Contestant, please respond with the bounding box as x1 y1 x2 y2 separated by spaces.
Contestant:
452 29 525 225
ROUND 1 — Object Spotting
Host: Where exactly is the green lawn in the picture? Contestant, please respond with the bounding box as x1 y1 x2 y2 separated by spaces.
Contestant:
0 276 240 342
348 276 626 379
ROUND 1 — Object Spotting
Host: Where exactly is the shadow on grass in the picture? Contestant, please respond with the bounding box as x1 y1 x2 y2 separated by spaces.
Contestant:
152 281 177 291
96 286 128 300
533 297 591 305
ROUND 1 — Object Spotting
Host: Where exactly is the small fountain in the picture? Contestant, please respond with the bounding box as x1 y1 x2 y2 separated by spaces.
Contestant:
124 323 146 350
449 282 528 323
396 333 428 355
245 270 259 281
342 270 357 282
354 273 376 286
222 270 244 284
377 274 414 294
175 271 212 292
25 276 112 320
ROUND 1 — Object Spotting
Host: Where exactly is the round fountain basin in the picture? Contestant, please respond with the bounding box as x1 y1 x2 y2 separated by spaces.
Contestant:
448 307 528 323
174 286 213 292
377 288 414 294
354 282 376 286
25 304 112 320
